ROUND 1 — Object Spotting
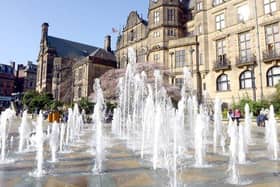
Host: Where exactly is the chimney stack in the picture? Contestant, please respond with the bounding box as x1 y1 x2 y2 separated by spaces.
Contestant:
104 35 111 52
41 22 49 42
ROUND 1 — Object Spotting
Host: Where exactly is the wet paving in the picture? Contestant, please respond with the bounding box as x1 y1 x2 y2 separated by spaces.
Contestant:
0 118 280 187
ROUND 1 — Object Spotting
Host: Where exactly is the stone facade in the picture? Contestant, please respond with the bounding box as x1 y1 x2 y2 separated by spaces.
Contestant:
72 42 116 102
36 23 117 103
116 0 280 105
73 59 116 102
15 61 37 93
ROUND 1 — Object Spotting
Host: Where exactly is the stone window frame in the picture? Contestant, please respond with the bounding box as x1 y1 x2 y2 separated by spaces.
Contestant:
240 70 253 89
216 74 230 91
215 13 225 30
238 31 251 63
267 66 280 87
265 23 280 54
153 31 160 38
137 48 146 63
167 28 176 37
216 38 227 62
78 68 83 81
175 78 183 89
154 11 160 24
213 0 224 7
237 3 249 23
153 53 160 63
167 8 175 22
264 0 276 15
175 50 185 68
196 1 203 11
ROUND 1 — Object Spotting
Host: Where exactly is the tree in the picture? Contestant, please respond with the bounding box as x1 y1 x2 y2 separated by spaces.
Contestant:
22 91 55 113
79 97 94 114
22 91 39 109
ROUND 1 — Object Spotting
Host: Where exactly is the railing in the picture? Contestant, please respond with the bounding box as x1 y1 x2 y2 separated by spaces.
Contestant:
263 49 280 62
236 55 256 67
213 57 231 71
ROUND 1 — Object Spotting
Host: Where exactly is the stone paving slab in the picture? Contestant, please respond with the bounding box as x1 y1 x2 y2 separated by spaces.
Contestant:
0 119 279 186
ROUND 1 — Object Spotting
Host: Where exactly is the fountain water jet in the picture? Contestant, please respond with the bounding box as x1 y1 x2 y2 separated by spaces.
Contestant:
267 105 279 160
213 97 223 154
92 78 105 173
29 111 46 177
244 104 253 145
18 110 32 152
238 125 247 164
0 108 15 164
49 121 60 162
59 123 66 152
227 120 251 185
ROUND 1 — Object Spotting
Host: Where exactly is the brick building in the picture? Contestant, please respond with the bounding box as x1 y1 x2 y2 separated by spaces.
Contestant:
0 62 15 109
116 0 280 105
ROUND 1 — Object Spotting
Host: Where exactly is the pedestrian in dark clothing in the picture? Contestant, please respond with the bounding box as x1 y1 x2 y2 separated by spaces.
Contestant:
228 109 235 121
257 110 267 127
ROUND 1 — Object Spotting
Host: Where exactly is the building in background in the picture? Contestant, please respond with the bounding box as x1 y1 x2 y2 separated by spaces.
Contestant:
72 36 116 102
36 23 117 103
116 0 280 106
15 61 37 93
0 62 15 110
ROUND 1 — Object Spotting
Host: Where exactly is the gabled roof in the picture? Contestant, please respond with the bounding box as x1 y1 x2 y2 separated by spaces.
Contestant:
89 48 116 62
47 36 98 59
73 48 116 68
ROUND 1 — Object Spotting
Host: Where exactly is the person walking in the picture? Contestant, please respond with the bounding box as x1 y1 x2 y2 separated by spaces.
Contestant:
228 109 235 121
234 109 241 126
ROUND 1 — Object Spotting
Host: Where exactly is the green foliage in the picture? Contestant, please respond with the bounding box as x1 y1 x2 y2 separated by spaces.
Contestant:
106 102 117 112
22 91 55 113
22 91 39 108
273 82 280 101
232 97 270 116
232 82 280 116
78 97 94 114
50 100 63 111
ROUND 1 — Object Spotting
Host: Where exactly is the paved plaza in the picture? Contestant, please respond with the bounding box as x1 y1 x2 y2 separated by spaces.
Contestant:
0 119 279 187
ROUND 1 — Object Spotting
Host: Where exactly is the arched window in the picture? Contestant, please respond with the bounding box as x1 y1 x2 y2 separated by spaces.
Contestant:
217 74 230 91
240 70 253 89
267 66 280 86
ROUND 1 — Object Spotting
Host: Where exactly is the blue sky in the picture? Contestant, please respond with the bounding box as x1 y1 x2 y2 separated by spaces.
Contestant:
0 0 148 65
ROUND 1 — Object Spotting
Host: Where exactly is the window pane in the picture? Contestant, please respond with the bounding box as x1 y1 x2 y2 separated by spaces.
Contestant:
266 27 272 35
273 76 280 85
273 66 280 74
271 2 276 12
244 79 252 88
